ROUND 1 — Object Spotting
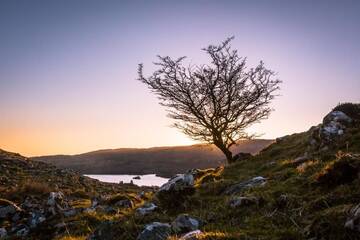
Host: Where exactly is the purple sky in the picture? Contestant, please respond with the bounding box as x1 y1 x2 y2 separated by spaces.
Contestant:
1 0 359 156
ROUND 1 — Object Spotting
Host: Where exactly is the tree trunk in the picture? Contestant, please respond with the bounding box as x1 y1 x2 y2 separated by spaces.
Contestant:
215 143 233 164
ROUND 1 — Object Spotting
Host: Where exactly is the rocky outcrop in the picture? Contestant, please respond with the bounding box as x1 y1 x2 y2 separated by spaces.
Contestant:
309 110 354 150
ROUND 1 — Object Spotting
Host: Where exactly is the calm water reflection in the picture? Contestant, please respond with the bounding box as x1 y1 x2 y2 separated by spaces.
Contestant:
84 174 169 187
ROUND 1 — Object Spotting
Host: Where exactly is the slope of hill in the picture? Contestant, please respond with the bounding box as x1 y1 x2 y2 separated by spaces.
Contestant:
2 103 360 240
32 140 273 177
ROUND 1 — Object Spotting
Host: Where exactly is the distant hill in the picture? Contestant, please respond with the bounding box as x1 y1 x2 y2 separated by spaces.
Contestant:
31 139 273 177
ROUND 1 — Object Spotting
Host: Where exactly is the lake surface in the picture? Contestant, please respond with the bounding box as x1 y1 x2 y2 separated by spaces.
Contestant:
84 174 169 187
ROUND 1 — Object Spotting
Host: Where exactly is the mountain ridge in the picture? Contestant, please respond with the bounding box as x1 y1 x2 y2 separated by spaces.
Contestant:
31 139 273 177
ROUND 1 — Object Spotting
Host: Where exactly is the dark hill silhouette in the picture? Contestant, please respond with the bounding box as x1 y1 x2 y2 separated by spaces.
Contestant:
31 139 273 177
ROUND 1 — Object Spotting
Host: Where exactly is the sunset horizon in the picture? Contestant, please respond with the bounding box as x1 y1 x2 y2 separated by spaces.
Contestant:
2 1 359 157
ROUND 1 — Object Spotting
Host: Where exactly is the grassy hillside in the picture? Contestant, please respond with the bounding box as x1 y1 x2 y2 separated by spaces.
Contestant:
32 140 272 177
2 103 360 239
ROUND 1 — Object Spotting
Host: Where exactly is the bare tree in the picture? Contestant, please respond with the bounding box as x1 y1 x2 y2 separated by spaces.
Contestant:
138 37 281 163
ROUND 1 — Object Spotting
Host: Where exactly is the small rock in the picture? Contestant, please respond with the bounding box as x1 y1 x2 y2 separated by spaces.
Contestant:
224 176 267 195
91 197 99 208
171 214 202 234
133 176 141 180
229 196 258 208
136 203 157 216
0 228 7 238
345 204 360 232
83 207 96 214
63 208 78 217
115 199 133 208
137 222 171 240
47 192 65 206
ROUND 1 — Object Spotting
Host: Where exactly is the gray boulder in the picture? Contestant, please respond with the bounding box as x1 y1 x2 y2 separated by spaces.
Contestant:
320 111 352 142
171 214 202 234
224 176 267 195
137 222 171 240
159 173 194 192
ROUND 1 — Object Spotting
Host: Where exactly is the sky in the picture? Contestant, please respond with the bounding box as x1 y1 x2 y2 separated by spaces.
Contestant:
0 0 359 157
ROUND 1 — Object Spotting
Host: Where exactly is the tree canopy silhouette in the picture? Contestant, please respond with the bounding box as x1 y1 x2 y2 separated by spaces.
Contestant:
138 37 281 163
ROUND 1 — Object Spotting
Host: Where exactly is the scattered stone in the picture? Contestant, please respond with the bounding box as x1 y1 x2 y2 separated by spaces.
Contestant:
229 196 258 208
171 214 202 234
137 222 171 240
345 204 360 232
224 176 267 195
180 230 203 240
136 202 157 216
28 212 46 228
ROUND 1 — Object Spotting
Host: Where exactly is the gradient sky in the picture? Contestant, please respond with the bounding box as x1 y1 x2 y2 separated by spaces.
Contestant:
1 0 359 157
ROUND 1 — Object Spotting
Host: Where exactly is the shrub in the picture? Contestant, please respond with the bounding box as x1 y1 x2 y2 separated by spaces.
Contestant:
20 180 53 195
316 153 360 186
333 102 360 120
